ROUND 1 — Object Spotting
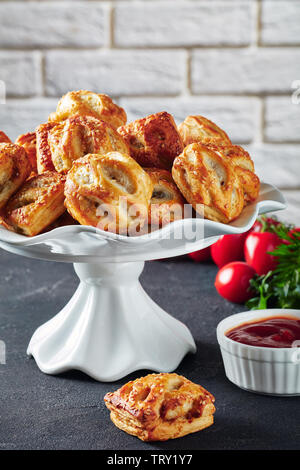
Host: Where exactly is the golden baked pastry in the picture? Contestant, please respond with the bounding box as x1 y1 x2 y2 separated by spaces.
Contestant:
104 373 215 441
0 143 31 209
36 122 57 173
15 132 37 173
207 144 260 205
3 171 66 236
0 131 12 144
48 90 127 129
178 115 231 147
118 111 183 170
36 115 129 175
64 152 153 235
172 143 244 223
42 211 78 232
146 168 185 227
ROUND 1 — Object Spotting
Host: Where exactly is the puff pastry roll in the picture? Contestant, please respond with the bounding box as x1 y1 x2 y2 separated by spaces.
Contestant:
36 122 57 173
178 115 231 147
36 115 129 174
0 131 12 144
4 171 66 236
43 211 78 232
15 132 37 173
146 168 185 227
207 144 260 205
104 373 215 441
172 143 244 224
118 112 183 170
64 152 153 235
48 90 127 129
0 143 31 209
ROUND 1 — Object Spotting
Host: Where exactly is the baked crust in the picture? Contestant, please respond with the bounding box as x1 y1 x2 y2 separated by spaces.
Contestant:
207 144 260 205
145 168 185 227
36 115 129 174
104 373 215 441
15 132 37 173
3 171 66 236
178 115 231 147
64 152 153 234
36 122 57 173
118 112 183 170
48 90 127 129
172 143 244 223
0 143 31 209
0 131 12 144
42 210 78 233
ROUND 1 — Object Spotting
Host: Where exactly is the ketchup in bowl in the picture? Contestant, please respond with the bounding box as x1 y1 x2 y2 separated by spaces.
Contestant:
226 316 300 348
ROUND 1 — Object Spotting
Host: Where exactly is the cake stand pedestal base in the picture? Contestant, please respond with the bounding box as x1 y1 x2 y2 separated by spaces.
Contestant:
27 261 196 381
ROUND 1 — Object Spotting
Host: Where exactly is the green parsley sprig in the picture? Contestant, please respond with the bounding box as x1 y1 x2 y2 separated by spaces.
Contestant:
246 228 300 309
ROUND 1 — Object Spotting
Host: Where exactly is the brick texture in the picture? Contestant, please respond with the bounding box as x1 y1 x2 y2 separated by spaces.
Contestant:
245 144 300 189
0 0 299 219
279 191 300 225
261 0 300 45
191 48 300 94
45 49 186 96
0 98 58 140
0 2 108 48
0 51 42 97
265 97 300 143
114 1 255 47
119 96 260 144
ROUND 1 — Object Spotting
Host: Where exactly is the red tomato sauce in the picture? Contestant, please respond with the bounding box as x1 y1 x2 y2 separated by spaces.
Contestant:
226 316 300 348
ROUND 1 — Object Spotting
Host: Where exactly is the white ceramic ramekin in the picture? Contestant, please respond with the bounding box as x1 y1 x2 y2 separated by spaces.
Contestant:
217 309 300 396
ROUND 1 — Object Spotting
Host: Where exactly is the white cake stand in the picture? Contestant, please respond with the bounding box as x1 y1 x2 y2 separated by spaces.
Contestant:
0 183 286 381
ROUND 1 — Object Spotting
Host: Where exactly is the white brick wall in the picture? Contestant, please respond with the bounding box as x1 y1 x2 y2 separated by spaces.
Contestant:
45 49 186 96
114 1 256 47
0 98 57 138
191 48 300 94
0 0 299 221
0 2 109 48
0 51 42 97
119 96 260 143
261 0 300 45
265 97 300 143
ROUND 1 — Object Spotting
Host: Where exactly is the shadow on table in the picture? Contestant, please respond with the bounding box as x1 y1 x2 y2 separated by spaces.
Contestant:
53 339 222 386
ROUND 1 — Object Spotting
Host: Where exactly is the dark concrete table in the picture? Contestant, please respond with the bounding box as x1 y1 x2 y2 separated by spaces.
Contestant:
0 250 299 450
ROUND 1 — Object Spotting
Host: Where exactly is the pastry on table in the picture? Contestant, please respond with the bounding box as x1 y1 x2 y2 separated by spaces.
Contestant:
172 143 244 223
0 131 12 144
15 132 37 174
36 115 129 174
104 373 215 441
0 143 31 209
118 111 184 170
3 171 66 236
178 115 231 147
207 143 260 205
145 168 185 227
64 152 153 235
48 90 127 129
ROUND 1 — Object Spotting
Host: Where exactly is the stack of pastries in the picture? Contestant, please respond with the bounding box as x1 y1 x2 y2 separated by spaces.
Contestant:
0 90 260 236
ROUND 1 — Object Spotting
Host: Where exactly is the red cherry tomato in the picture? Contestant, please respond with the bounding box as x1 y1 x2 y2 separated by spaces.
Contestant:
215 262 256 303
244 232 281 275
188 246 211 262
210 233 248 268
